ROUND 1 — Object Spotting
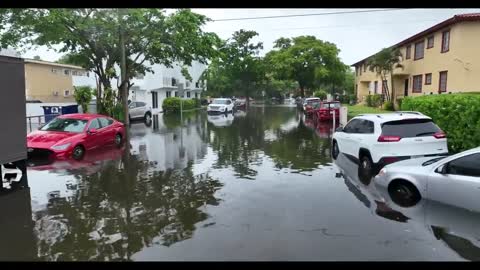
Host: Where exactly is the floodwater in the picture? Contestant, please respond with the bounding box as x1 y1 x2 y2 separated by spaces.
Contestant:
1 106 479 261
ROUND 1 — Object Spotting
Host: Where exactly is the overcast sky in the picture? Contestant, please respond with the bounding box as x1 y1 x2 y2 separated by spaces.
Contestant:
23 8 480 66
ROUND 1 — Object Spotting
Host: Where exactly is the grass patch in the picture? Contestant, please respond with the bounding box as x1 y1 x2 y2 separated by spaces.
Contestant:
346 104 388 118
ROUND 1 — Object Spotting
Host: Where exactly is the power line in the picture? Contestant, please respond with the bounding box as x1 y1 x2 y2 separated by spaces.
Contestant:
211 9 410 22
265 18 439 32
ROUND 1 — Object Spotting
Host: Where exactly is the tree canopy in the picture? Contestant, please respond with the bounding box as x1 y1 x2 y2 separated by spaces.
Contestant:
265 36 347 97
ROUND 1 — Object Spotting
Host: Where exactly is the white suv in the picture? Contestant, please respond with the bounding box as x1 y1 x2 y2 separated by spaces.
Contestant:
332 112 448 179
207 98 234 114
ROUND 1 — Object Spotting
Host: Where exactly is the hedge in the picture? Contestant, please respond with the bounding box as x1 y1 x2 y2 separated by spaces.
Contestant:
366 94 383 107
162 97 201 114
401 94 480 153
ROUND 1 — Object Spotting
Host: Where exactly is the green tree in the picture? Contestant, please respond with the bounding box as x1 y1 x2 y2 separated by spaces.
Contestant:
33 55 41 60
219 30 266 106
0 8 220 121
265 36 346 97
367 47 403 103
73 86 94 113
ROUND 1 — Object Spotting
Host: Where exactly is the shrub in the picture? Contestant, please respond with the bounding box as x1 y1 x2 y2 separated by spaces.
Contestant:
383 101 394 111
396 97 403 109
366 94 382 107
401 94 480 153
313 90 327 100
73 86 94 113
162 97 197 113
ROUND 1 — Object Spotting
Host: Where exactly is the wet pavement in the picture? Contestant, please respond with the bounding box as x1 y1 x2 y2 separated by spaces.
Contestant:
1 106 479 261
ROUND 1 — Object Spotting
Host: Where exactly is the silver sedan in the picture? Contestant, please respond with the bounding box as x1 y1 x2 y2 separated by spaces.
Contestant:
374 147 480 210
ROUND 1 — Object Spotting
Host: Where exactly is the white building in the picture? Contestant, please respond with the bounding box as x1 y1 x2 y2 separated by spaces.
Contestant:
129 61 206 114
70 60 207 114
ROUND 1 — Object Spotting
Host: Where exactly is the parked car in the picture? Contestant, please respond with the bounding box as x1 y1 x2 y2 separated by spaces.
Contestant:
332 112 448 179
304 99 321 117
27 114 126 161
207 98 234 114
128 101 152 122
375 146 480 209
234 98 246 108
302 97 321 111
313 101 341 122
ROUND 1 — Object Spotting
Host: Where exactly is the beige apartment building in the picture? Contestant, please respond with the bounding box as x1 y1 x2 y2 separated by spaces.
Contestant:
25 59 89 103
352 13 480 103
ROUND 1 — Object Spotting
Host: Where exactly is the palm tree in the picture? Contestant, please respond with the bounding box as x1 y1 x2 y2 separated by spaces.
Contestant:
367 48 403 104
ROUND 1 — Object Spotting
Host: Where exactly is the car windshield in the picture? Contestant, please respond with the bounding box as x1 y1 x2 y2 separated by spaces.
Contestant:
422 156 447 166
381 119 441 138
212 99 228 104
40 118 88 133
321 103 340 109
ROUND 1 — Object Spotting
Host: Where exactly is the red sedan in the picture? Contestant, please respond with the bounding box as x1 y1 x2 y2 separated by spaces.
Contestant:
313 101 341 122
27 113 125 160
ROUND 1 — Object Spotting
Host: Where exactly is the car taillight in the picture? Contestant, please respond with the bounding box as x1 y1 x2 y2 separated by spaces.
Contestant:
382 157 399 164
434 132 446 139
378 135 401 142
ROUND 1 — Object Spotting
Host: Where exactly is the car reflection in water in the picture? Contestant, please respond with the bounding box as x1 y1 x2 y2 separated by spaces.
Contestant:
27 145 125 176
207 113 235 127
334 153 480 261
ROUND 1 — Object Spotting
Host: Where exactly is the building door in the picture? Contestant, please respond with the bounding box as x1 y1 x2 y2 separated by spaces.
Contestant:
404 79 409 96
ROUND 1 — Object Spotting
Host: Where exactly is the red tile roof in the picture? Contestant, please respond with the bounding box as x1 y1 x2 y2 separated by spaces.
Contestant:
351 13 480 66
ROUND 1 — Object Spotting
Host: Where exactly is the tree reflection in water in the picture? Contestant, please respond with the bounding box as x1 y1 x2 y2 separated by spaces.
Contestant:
33 149 223 261
207 107 333 178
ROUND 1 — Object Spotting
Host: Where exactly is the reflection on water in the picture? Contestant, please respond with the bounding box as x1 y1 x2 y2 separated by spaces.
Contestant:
1 106 478 260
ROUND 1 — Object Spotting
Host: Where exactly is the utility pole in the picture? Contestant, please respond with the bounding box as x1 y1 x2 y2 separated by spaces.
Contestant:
118 8 129 126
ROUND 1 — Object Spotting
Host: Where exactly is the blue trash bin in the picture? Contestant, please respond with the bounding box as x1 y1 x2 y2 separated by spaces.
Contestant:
42 104 79 123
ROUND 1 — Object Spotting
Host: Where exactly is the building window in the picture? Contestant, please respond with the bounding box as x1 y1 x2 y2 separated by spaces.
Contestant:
355 68 358 76
64 90 70 97
166 91 171 98
195 81 200 88
355 84 358 95
373 81 378 94
174 91 178 97
64 69 70 75
52 68 59 74
172 78 177 87
439 71 448 92
441 30 450 53
195 92 198 99
414 41 424 60
412 75 423 93
359 66 362 75
186 91 191 98
406 45 411 59
425 73 432 85
427 36 434 49
53 91 59 96
363 64 366 73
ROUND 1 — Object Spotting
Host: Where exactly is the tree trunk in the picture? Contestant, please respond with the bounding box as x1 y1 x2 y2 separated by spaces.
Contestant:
300 85 305 98
119 10 129 126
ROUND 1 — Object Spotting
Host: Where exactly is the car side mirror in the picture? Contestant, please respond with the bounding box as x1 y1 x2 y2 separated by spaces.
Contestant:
335 127 343 132
435 164 448 174
88 128 97 135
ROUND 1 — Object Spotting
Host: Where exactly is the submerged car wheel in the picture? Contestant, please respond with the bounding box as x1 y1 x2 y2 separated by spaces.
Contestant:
144 112 152 123
332 141 339 160
114 133 123 147
388 180 421 207
358 154 373 181
72 145 85 160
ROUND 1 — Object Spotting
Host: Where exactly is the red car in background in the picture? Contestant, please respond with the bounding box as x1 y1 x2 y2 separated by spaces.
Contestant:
313 101 341 122
304 99 322 117
27 114 125 161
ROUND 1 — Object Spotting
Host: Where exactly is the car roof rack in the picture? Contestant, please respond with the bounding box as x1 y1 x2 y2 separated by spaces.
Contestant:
395 111 423 115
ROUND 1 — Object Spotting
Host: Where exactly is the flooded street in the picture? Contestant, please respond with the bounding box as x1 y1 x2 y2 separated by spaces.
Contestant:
2 106 478 261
